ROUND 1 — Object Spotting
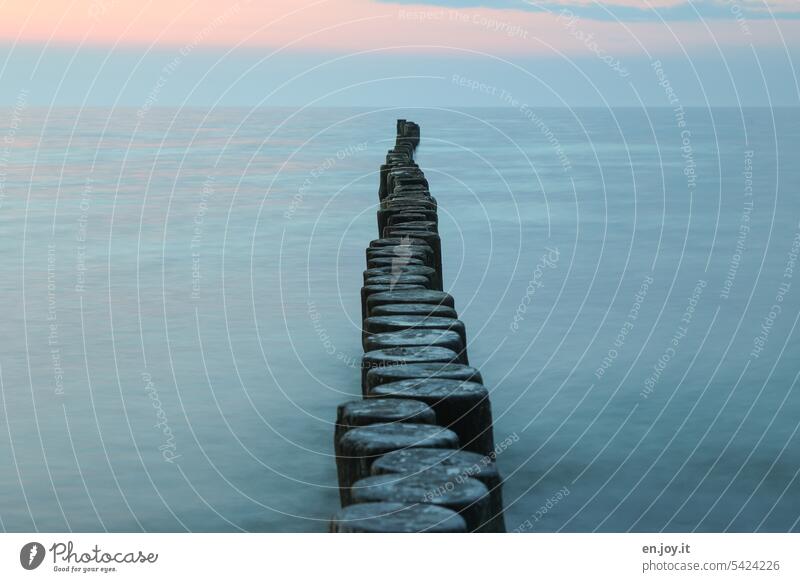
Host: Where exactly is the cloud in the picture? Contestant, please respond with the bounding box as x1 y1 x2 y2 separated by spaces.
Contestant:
376 0 800 21
0 0 797 56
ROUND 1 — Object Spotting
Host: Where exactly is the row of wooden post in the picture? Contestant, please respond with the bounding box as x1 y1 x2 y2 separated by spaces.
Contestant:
330 120 506 533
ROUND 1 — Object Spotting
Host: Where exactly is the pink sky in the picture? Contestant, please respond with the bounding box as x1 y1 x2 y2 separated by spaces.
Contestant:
1 0 797 57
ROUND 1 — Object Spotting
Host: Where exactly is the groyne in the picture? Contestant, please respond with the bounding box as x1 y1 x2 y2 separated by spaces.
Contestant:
330 120 506 533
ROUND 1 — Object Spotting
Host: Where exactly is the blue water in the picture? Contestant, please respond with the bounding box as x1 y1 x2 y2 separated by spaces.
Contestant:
0 107 797 532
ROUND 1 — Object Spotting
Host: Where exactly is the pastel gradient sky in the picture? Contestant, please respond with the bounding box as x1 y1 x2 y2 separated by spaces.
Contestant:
1 0 798 106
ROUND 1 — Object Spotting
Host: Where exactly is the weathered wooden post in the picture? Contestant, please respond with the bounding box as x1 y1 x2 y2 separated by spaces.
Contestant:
365 362 483 392
365 289 455 318
371 448 506 532
360 284 425 321
370 303 457 318
368 378 494 456
334 399 437 506
363 315 468 351
361 346 461 395
337 423 459 506
350 468 490 532
363 329 468 365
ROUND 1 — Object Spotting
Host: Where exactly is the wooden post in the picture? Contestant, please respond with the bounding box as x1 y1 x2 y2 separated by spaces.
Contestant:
361 284 425 322
365 289 455 318
337 423 459 506
350 468 490 532
363 315 468 353
334 399 436 506
365 362 482 393
363 329 467 365
361 346 461 396
368 378 494 456
371 448 506 532
363 266 438 290
369 303 457 318
364 275 432 289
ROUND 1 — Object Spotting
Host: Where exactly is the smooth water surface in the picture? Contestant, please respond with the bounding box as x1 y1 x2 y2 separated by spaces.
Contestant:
0 107 797 531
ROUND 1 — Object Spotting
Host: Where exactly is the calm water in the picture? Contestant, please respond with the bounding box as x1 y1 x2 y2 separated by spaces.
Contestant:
0 107 798 532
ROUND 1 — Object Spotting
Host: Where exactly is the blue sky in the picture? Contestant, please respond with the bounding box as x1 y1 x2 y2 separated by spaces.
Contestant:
381 0 800 21
0 0 797 107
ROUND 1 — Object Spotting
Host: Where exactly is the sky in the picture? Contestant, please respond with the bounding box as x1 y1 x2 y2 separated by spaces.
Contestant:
0 0 798 106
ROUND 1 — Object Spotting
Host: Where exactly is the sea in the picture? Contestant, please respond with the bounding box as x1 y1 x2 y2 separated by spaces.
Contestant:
0 106 797 532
